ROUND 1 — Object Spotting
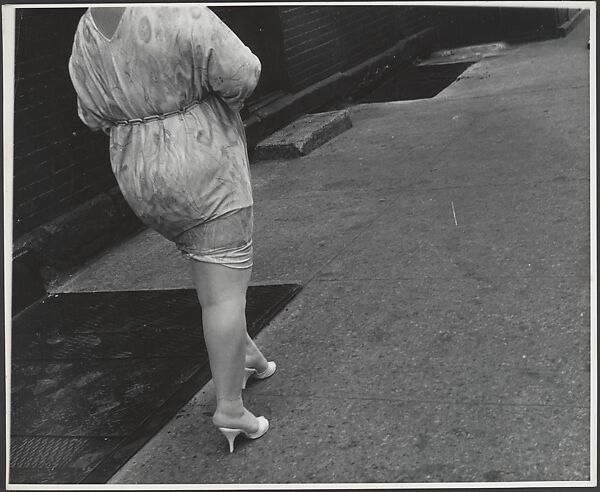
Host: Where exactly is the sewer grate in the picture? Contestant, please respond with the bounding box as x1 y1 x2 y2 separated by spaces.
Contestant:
11 358 202 437
354 61 474 103
13 327 208 360
10 437 88 469
9 284 302 484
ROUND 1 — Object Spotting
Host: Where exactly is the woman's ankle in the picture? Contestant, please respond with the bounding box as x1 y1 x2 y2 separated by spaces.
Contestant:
215 396 244 419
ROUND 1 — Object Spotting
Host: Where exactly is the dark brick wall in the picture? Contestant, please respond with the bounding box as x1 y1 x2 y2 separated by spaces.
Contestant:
279 6 431 92
13 8 114 239
212 6 289 102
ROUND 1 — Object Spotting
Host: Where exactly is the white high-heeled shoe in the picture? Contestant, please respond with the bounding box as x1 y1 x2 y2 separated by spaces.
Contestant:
218 416 269 453
242 361 277 389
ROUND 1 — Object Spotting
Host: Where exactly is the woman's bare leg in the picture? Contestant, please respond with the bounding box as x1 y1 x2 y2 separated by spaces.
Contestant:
191 261 258 432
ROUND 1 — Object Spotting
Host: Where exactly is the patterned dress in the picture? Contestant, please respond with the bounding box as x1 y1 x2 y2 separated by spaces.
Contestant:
69 6 261 242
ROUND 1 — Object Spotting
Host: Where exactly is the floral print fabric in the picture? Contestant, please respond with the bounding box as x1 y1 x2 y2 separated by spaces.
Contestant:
69 6 261 240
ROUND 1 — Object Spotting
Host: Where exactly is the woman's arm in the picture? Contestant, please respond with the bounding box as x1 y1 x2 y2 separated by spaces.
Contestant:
69 54 112 134
76 98 111 134
187 6 262 111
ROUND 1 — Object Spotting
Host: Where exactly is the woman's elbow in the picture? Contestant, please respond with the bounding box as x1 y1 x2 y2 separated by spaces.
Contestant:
239 56 262 96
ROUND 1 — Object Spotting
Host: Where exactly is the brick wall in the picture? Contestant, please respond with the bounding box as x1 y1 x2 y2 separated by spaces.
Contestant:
279 6 431 92
13 8 115 239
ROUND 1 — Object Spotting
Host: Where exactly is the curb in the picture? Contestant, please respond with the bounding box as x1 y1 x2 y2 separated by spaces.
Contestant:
12 189 144 315
556 9 588 37
10 26 436 315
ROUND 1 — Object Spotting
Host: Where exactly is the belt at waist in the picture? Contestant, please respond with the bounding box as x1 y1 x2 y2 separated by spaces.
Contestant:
113 100 201 126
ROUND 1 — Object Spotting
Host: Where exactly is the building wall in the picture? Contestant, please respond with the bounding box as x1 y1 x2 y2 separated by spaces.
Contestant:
13 8 114 239
279 6 431 92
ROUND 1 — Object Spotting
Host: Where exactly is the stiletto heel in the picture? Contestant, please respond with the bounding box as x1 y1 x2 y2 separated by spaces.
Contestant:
218 428 241 454
242 368 255 389
217 416 269 453
242 361 277 389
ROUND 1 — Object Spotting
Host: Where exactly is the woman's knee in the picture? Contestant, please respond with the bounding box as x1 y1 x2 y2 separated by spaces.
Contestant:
191 261 251 307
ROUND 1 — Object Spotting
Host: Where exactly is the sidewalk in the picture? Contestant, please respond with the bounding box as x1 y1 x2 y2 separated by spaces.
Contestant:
56 16 591 484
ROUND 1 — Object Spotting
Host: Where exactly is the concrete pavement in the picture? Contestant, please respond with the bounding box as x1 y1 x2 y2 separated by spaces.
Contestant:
55 15 592 485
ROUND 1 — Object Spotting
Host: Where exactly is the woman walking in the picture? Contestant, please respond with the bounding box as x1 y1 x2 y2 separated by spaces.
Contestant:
69 5 275 453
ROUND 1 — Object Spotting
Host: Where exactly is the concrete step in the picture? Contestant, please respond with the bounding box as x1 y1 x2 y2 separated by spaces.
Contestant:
254 109 352 160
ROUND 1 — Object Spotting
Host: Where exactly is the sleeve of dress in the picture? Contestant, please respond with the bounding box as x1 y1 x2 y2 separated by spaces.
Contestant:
188 7 262 111
76 98 111 134
69 53 112 133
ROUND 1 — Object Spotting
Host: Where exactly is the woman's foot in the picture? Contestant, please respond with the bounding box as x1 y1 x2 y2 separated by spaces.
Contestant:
212 400 260 435
243 334 275 388
216 415 269 453
242 361 276 389
244 355 269 373
244 337 269 373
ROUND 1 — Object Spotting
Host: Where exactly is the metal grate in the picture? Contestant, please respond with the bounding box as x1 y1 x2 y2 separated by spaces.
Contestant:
10 437 88 469
13 329 208 361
